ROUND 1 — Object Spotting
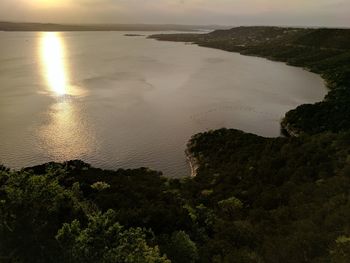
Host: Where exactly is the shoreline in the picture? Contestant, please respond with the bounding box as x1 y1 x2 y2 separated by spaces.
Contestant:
185 150 199 177
149 34 333 138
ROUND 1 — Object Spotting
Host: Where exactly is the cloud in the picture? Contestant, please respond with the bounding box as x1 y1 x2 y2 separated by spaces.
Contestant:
0 0 349 27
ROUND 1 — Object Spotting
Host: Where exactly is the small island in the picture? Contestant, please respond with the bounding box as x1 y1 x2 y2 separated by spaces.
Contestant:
124 33 145 37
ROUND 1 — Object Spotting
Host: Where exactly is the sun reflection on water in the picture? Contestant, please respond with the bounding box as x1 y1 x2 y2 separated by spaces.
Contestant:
40 99 95 160
40 32 69 96
38 32 95 160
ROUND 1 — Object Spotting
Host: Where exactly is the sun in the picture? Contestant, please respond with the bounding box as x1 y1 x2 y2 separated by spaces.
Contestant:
32 0 69 8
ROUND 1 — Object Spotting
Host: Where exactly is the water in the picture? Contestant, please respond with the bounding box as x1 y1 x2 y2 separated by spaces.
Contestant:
0 31 326 177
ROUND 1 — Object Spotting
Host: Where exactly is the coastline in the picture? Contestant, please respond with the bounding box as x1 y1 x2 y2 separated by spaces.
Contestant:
185 150 199 177
281 122 302 137
149 31 340 137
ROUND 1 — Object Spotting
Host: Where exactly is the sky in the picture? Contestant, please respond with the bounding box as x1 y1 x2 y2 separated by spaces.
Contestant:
0 0 349 27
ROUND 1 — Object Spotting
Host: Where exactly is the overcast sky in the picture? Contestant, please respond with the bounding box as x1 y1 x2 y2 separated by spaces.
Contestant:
1 0 349 27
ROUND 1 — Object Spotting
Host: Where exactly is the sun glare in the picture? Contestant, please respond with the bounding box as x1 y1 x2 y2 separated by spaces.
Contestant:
40 32 68 96
34 0 68 8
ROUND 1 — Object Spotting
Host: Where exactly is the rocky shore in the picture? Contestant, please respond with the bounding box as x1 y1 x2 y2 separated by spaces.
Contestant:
280 121 301 137
185 149 200 177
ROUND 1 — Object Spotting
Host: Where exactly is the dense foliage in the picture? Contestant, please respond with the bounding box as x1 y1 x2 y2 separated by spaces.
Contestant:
186 129 350 262
1 130 350 263
0 162 173 263
1 27 350 262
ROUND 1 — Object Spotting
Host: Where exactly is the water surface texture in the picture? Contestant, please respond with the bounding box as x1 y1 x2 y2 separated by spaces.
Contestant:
0 32 326 176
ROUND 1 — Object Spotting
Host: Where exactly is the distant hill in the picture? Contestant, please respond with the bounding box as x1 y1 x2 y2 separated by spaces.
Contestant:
151 26 350 50
0 21 230 32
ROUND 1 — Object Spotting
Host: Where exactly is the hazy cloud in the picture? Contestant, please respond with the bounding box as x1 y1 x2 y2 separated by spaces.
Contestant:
0 0 349 27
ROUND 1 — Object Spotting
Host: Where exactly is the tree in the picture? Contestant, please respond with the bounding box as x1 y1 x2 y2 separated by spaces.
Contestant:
0 169 86 263
330 236 350 263
163 231 198 263
218 197 243 218
56 210 170 263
